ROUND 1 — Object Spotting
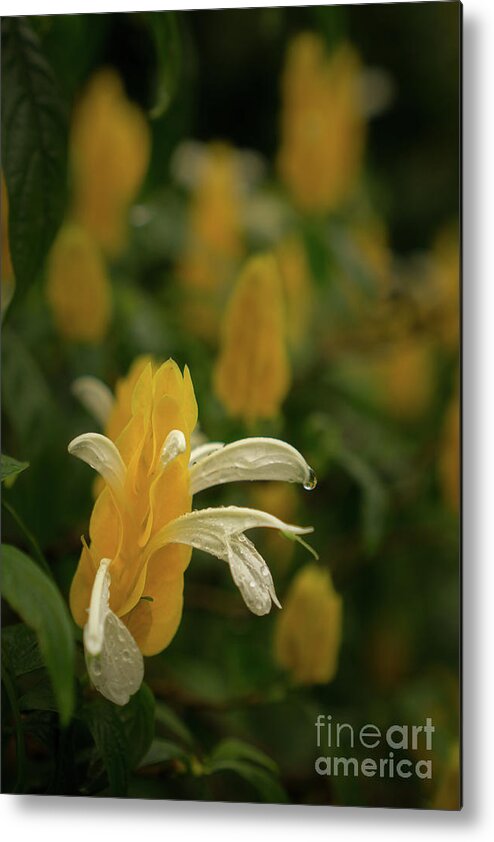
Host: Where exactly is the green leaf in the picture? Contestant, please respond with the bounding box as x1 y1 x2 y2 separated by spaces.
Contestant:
1 623 44 676
1 454 29 484
117 683 155 770
144 11 182 119
1 17 67 296
138 737 190 769
210 738 279 775
207 759 288 804
1 545 75 725
84 700 129 797
155 699 195 747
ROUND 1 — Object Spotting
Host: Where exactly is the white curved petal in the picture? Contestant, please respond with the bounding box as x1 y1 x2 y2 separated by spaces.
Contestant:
151 506 313 616
72 377 115 428
68 432 126 493
161 429 187 468
83 557 144 706
84 558 112 656
189 441 225 465
189 437 317 495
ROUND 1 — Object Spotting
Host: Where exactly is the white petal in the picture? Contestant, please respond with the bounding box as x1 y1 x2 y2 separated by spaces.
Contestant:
68 432 126 493
72 377 115 428
160 428 187 468
189 441 225 465
151 506 312 616
84 557 111 656
189 437 317 495
83 558 144 706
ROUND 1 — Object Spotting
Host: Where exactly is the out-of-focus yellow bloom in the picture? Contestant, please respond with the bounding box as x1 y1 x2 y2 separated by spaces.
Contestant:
431 743 460 810
1 174 15 313
70 360 198 657
371 338 434 420
274 564 343 685
250 481 299 569
276 236 313 349
214 253 290 424
278 36 365 213
335 333 434 421
438 393 459 512
178 143 245 341
71 69 150 257
429 226 459 352
46 224 111 342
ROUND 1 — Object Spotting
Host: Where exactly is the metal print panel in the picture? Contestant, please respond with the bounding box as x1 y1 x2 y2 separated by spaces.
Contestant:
1 1 461 810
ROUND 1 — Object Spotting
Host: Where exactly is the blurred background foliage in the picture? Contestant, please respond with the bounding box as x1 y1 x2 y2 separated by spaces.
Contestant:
1 2 460 808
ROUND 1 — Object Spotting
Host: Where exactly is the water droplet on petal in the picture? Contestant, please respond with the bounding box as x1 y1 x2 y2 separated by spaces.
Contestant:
303 468 317 491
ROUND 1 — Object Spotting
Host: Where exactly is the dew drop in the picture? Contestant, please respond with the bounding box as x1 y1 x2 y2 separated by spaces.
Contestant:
303 468 317 491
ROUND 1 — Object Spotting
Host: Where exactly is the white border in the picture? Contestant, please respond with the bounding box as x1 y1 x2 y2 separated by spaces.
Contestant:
2 0 494 838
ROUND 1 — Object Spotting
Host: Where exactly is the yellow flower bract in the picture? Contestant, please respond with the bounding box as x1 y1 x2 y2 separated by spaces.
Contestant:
274 564 343 685
179 143 245 341
46 224 112 343
214 253 290 424
71 69 150 256
70 359 198 656
278 36 365 213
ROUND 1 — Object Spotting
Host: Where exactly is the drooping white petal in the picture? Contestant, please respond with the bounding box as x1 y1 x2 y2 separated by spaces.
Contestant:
84 557 112 656
189 437 317 495
68 432 126 493
160 429 186 468
189 441 225 465
72 376 115 428
83 557 144 706
152 506 313 616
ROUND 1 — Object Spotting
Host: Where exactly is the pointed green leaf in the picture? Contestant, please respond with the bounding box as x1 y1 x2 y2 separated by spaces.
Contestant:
1 17 67 295
1 454 29 484
1 545 75 724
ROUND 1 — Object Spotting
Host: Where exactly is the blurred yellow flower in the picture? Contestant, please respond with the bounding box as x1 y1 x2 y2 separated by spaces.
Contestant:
71 69 150 256
438 392 459 512
46 223 112 342
340 335 433 421
276 235 313 349
178 142 245 341
431 743 460 810
275 564 342 684
430 226 459 352
278 36 365 213
214 253 290 424
250 481 300 569
370 337 434 420
69 359 316 704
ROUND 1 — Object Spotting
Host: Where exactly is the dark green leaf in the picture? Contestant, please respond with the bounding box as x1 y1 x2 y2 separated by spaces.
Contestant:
1 545 75 724
1 623 44 676
19 679 58 713
138 737 190 769
154 699 195 747
117 682 155 770
144 11 182 119
1 454 29 483
207 759 288 804
1 17 67 295
210 738 279 775
84 700 129 797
